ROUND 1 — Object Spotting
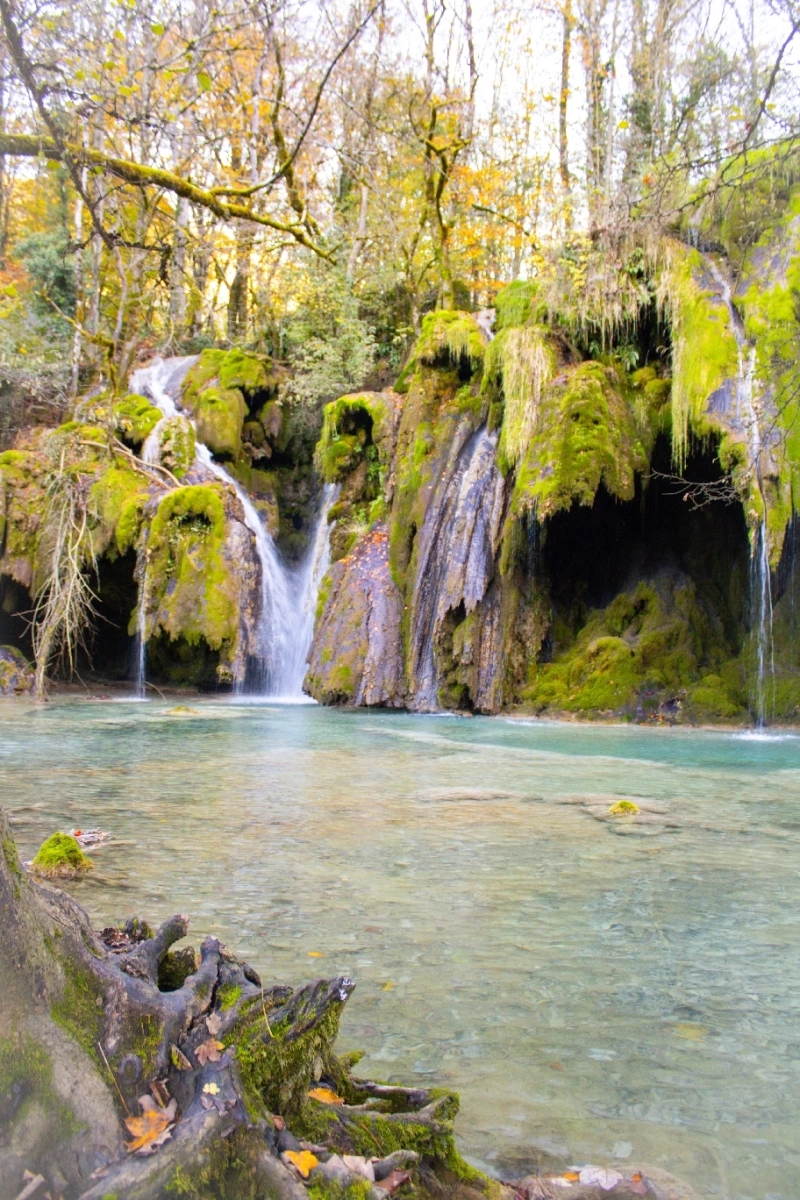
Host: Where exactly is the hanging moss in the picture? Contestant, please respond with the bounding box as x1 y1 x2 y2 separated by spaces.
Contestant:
113 393 161 447
494 280 539 331
315 393 390 484
145 484 239 656
415 311 486 370
485 325 556 471
663 246 740 470
510 361 650 520
31 832 93 879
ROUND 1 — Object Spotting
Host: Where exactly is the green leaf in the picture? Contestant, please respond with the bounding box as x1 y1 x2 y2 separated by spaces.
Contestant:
197 70 212 92
150 22 164 35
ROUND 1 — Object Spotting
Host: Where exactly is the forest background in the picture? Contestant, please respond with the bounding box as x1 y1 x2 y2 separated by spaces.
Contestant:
0 0 797 446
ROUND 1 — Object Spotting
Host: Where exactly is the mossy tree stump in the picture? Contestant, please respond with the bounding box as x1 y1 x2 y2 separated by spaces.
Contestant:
0 805 477 1200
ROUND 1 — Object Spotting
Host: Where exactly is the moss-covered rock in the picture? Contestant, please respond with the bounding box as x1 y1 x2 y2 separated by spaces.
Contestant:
113 394 161 447
144 485 241 666
0 645 34 694
30 832 93 880
158 414 196 479
521 570 744 720
510 360 650 520
181 348 274 461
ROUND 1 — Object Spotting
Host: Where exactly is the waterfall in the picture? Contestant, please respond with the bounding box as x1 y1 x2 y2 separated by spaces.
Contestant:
133 568 147 699
129 356 335 698
703 257 775 726
409 426 506 710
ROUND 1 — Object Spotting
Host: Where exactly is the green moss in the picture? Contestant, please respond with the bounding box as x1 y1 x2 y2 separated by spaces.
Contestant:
483 325 555 471
217 982 243 1010
51 959 104 1064
522 575 741 719
315 393 390 484
415 311 486 371
665 246 740 470
308 1176 372 1200
146 485 239 658
159 415 196 479
113 394 161 446
511 360 649 519
608 799 639 815
31 831 93 877
494 280 539 331
181 348 272 461
89 464 149 556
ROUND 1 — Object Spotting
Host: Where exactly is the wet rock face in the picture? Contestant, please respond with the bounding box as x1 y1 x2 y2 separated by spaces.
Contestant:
306 524 404 707
0 645 33 694
408 426 506 711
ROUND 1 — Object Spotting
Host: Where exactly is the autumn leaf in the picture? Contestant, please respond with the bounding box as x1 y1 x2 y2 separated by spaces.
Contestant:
171 1044 192 1071
206 1012 224 1038
284 1149 319 1178
124 1095 177 1154
308 951 323 958
308 1086 345 1105
195 1038 224 1065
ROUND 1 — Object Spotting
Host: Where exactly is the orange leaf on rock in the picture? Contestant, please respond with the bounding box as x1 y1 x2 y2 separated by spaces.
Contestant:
195 1037 224 1065
308 1086 345 1105
124 1095 177 1154
285 1149 318 1178
382 1169 412 1193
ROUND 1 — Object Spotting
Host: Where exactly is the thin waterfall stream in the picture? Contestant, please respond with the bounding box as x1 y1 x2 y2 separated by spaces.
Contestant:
129 356 335 698
702 256 776 724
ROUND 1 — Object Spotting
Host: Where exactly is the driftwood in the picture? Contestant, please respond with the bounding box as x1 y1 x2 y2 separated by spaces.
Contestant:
0 804 697 1200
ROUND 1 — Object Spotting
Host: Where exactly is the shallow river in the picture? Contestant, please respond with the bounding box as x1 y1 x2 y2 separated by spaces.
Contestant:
2 698 799 1200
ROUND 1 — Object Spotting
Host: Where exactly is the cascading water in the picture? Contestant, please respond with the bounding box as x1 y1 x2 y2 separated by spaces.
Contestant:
703 257 775 725
409 426 506 709
128 356 335 698
133 571 147 699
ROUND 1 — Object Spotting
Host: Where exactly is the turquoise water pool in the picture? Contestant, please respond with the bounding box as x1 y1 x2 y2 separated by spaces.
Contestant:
2 698 799 1199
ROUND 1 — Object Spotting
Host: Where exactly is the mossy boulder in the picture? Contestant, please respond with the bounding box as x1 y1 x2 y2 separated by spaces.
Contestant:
522 571 743 720
415 311 487 371
88 464 150 557
30 832 93 879
511 360 650 519
113 393 161 447
142 483 252 682
158 414 196 479
181 348 273 460
0 645 34 694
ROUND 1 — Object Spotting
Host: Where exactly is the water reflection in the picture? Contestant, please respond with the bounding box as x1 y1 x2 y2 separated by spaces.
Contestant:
2 698 799 1199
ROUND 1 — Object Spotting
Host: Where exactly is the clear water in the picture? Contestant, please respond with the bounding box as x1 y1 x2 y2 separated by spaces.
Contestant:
2 699 799 1199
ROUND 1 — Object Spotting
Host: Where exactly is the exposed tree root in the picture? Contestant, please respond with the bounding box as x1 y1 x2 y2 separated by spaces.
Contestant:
0 804 698 1200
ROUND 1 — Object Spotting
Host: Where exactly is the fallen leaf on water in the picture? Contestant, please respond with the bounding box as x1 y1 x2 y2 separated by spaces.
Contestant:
285 1150 318 1178
195 1038 224 1065
563 1173 580 1183
308 1086 345 1105
343 1155 375 1181
549 1061 564 1071
124 1095 177 1154
381 1169 412 1193
578 1166 623 1190
382 981 395 991
308 951 323 958
203 1082 220 1096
